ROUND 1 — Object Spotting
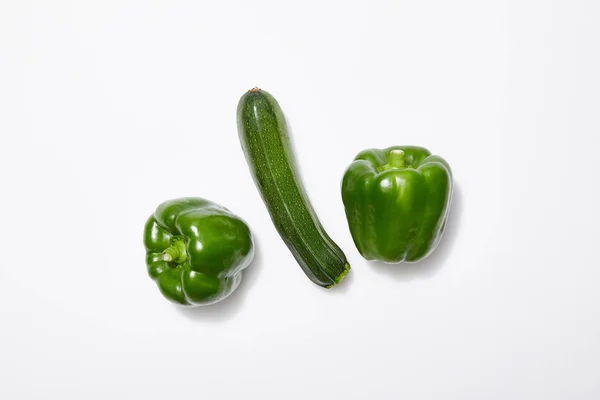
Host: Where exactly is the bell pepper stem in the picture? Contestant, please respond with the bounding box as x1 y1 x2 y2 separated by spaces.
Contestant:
162 240 188 263
385 149 405 169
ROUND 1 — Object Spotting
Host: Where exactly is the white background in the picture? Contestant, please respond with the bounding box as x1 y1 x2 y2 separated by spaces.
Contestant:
1 0 599 398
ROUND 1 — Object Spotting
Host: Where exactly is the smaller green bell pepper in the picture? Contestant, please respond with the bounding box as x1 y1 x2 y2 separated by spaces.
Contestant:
143 197 254 306
341 146 453 263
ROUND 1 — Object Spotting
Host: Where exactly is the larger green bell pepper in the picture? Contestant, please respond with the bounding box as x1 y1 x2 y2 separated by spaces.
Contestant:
341 146 452 263
143 198 254 306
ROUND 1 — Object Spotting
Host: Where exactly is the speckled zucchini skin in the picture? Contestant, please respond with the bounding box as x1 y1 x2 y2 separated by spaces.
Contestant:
236 88 350 288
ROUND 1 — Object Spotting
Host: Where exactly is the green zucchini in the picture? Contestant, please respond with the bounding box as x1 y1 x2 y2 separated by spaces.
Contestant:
236 87 350 288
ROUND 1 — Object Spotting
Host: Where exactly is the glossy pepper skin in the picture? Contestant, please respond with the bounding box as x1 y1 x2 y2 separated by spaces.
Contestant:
341 146 452 263
143 198 254 306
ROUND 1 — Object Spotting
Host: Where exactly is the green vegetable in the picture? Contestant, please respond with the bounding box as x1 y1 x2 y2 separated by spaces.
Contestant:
236 87 350 288
341 146 452 263
143 197 254 306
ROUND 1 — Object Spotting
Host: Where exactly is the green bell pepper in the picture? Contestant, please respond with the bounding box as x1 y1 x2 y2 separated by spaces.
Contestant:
143 197 254 306
341 146 452 263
